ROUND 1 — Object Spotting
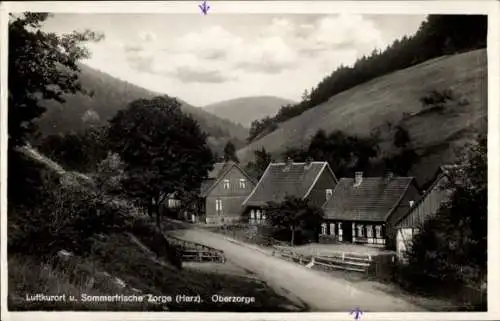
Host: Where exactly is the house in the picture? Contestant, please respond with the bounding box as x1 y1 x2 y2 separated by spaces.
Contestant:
242 158 338 225
198 161 257 224
321 171 420 249
395 165 458 260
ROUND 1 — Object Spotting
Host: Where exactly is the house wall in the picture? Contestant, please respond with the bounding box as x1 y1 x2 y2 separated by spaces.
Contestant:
205 165 255 223
320 219 386 246
396 175 451 259
385 183 421 250
307 166 338 208
396 227 421 260
398 175 450 228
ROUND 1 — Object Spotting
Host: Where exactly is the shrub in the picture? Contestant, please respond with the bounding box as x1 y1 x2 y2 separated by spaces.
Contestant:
8 169 129 257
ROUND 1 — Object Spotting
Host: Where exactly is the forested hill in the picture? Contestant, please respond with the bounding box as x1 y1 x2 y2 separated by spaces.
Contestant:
238 49 487 186
247 15 487 142
35 64 248 153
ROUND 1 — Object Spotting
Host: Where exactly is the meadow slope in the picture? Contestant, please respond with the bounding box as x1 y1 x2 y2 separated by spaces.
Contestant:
237 49 487 185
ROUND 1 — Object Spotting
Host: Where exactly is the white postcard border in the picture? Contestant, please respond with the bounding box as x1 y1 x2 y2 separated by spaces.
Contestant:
1 1 499 321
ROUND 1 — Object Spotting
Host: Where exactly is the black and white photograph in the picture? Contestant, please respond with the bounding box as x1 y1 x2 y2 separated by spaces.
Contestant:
1 1 497 319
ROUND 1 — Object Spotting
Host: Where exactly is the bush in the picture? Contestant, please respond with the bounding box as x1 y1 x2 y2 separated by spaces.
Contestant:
8 168 129 257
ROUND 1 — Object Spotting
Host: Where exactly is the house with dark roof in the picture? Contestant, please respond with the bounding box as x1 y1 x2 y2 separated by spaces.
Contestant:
395 165 458 260
242 158 338 225
321 171 420 249
198 161 256 224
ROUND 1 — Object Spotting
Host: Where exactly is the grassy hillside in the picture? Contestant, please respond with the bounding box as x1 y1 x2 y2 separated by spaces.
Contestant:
204 96 295 128
8 146 301 312
237 49 487 185
35 64 248 153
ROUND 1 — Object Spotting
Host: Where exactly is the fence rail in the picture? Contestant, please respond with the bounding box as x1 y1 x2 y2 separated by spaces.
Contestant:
166 235 225 263
271 245 394 274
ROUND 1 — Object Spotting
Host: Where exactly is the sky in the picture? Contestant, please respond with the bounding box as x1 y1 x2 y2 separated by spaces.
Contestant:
41 13 426 106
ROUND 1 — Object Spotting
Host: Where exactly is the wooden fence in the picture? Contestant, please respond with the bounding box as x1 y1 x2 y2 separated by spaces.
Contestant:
272 245 395 275
166 235 225 263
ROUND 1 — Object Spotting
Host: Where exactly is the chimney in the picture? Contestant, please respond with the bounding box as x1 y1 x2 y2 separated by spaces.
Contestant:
354 171 363 186
304 157 313 169
283 157 293 172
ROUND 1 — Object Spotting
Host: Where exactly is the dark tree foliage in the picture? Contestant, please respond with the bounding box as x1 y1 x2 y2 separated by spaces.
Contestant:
393 125 411 149
245 147 273 180
107 96 214 228
402 136 486 294
266 196 324 246
247 15 487 142
8 12 103 147
223 140 239 163
36 125 108 173
282 129 379 177
384 125 419 176
8 12 103 210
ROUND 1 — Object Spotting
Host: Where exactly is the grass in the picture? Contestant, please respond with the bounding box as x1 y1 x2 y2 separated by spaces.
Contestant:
9 218 301 312
238 49 487 185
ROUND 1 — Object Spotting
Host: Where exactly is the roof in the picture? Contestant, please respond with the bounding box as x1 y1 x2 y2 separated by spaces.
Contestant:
243 161 336 206
200 161 256 197
322 176 416 222
208 163 232 179
395 165 458 228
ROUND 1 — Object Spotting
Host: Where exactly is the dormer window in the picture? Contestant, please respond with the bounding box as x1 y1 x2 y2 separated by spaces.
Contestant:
239 179 246 189
223 179 230 189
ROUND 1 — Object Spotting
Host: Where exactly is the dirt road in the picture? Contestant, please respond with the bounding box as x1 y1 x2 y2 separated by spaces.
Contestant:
170 227 427 312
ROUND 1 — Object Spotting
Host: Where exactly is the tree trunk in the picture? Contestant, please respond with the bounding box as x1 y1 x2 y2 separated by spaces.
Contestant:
154 201 162 232
290 226 295 246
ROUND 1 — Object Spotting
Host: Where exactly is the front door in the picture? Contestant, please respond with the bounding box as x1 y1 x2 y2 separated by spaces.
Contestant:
342 221 353 243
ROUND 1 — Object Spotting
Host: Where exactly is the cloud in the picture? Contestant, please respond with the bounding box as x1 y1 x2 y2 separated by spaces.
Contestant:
122 15 385 83
139 31 157 42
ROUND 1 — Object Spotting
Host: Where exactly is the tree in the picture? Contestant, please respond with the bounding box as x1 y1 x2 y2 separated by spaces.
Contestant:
8 12 104 147
284 129 379 177
8 13 103 212
245 147 273 180
384 124 418 176
266 196 324 246
223 140 239 163
94 152 126 195
107 96 214 229
403 135 486 294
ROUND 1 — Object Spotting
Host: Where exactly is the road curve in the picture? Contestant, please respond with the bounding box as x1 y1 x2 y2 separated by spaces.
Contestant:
170 227 427 312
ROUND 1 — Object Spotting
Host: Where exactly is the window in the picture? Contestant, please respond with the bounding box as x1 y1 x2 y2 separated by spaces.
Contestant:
357 224 364 237
239 179 246 189
250 210 255 221
223 179 230 189
375 225 382 238
216 200 223 214
338 222 343 236
367 225 373 238
321 223 327 235
325 189 333 200
329 223 336 236
256 210 261 220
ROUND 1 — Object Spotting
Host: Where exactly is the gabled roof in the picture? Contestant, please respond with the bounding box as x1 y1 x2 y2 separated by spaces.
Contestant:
200 161 257 197
242 161 337 207
322 176 417 222
395 165 459 228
